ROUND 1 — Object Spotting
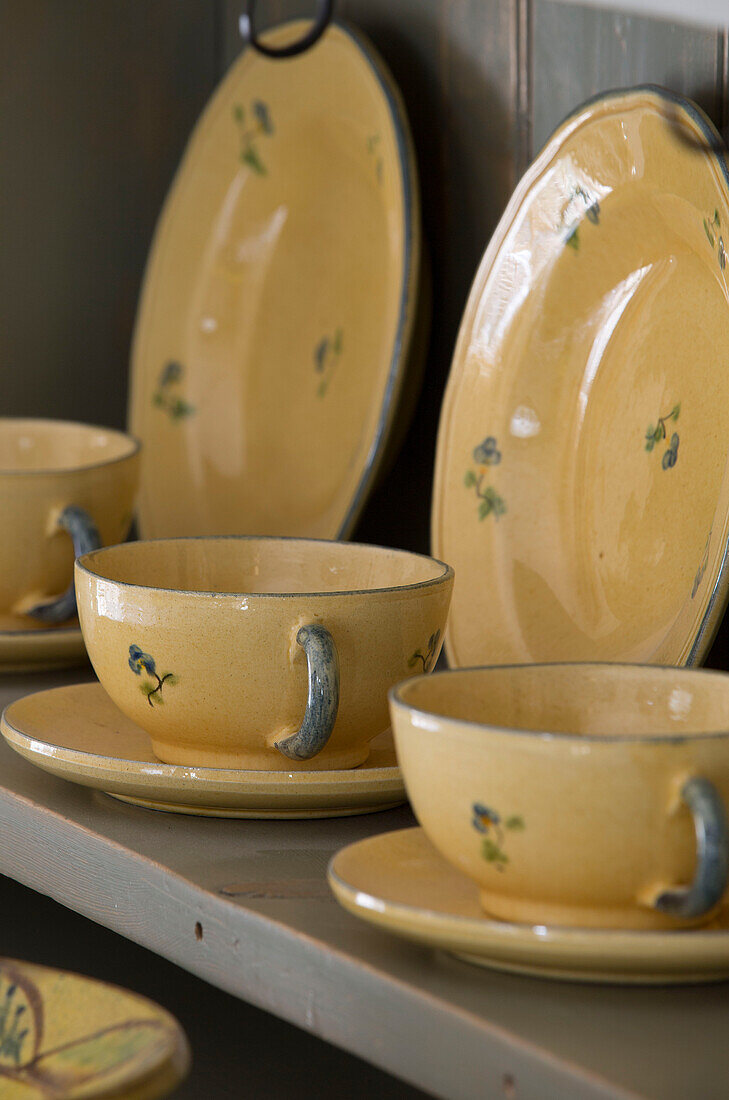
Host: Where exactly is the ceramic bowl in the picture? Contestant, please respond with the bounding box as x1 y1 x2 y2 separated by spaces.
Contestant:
390 663 729 930
0 418 140 625
76 536 453 770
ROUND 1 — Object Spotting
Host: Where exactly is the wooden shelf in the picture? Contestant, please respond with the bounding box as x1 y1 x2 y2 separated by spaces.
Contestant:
551 0 727 29
1 670 728 1100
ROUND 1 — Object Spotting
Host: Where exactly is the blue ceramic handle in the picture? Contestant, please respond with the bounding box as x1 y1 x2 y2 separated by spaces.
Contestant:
654 776 729 920
27 505 101 624
275 624 340 761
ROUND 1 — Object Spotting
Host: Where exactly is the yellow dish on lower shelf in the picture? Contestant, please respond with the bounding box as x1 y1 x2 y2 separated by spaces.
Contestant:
0 957 188 1098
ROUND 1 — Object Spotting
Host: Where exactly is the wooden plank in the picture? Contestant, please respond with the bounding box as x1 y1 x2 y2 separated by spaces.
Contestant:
531 0 725 153
542 0 728 31
2 672 729 1099
0 0 218 430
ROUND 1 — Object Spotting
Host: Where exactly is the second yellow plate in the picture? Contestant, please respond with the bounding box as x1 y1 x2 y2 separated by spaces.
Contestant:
130 22 419 541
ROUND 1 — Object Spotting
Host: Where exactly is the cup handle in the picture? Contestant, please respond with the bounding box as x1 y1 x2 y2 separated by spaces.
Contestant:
25 505 101 624
653 776 729 920
274 624 340 761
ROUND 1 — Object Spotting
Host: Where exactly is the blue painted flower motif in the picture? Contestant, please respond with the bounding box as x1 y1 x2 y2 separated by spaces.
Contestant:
464 437 506 520
472 437 501 466
128 645 156 677
314 337 329 373
159 360 183 388
233 99 274 175
703 210 726 274
662 433 679 469
407 630 441 673
645 405 680 469
472 803 500 833
314 329 343 397
153 362 195 421
472 802 525 871
253 99 274 135
128 645 178 707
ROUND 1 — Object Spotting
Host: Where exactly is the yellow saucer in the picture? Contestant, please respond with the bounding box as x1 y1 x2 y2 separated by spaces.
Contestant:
328 827 729 984
130 21 419 542
0 613 86 674
0 956 188 1098
0 683 405 818
433 87 729 668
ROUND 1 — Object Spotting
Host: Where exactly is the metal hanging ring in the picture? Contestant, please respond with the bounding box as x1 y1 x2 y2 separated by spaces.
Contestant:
239 0 334 59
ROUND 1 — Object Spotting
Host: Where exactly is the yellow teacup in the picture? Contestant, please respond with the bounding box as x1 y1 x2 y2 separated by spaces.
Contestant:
76 536 453 770
0 418 140 626
390 663 729 930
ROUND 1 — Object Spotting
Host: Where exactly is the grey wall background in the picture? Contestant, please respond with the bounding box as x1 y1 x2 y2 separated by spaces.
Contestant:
3 5 729 661
1 4 729 1093
2 0 727 553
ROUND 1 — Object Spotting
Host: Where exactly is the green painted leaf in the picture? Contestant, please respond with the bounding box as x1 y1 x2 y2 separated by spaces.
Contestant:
332 328 343 355
478 499 492 520
464 470 477 487
242 146 266 175
482 838 508 864
704 218 715 247
566 227 579 250
505 815 525 830
233 103 244 123
671 404 681 420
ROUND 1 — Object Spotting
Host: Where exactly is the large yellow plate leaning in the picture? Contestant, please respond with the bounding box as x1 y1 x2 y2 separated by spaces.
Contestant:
130 21 419 540
433 87 729 667
0 957 188 1098
328 828 729 984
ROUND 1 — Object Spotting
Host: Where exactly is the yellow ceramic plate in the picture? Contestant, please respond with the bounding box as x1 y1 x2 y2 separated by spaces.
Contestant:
0 956 188 1098
0 614 86 674
328 827 729 984
1 683 405 818
433 87 729 668
130 21 419 541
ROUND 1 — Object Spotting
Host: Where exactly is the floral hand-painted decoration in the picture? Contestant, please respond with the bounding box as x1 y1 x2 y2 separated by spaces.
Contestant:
703 209 727 271
0 961 179 1095
560 185 601 251
153 361 195 421
692 532 712 599
0 975 32 1066
314 328 343 397
233 100 274 175
472 802 525 872
645 404 680 469
128 645 178 707
366 132 384 184
464 437 506 520
408 630 441 673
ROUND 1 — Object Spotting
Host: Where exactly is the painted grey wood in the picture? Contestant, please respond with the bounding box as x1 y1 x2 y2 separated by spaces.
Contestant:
545 0 728 30
0 0 219 431
531 0 725 152
2 674 729 1100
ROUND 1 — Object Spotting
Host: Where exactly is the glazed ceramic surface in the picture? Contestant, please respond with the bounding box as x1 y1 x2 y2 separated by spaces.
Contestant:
0 956 188 1098
390 663 729 930
432 87 729 668
0 619 86 674
75 537 452 770
0 683 405 818
0 419 139 623
328 828 729 984
130 21 419 542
